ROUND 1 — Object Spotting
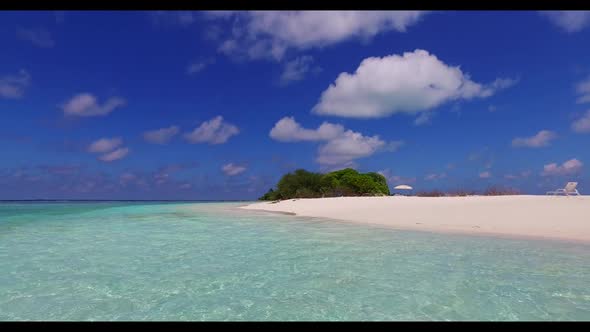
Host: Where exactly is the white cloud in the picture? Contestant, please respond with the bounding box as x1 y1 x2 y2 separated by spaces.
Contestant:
280 56 320 84
317 131 393 166
187 58 215 75
210 11 427 61
222 163 247 176
312 49 515 118
541 158 583 176
424 172 447 181
269 116 344 142
17 28 55 48
487 77 519 92
479 171 492 179
88 138 129 162
511 130 557 148
87 137 123 153
270 116 402 167
540 11 590 33
99 148 129 162
576 76 590 104
62 93 126 117
143 126 179 144
414 112 434 126
572 110 590 133
0 69 30 99
184 116 239 144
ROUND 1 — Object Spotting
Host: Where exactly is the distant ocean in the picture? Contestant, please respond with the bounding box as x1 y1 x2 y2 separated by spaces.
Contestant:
1 201 589 321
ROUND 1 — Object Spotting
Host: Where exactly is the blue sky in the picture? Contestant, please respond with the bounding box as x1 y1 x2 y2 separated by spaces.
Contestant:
1 10 590 200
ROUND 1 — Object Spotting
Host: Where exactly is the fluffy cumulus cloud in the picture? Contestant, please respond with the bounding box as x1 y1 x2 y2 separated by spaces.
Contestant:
317 131 396 167
269 116 344 142
572 110 590 133
62 93 126 117
312 49 516 119
0 69 30 99
16 28 55 48
87 137 129 162
576 76 590 104
87 137 123 153
143 126 179 144
541 158 583 176
479 171 492 179
540 11 590 33
184 116 239 144
222 163 247 176
270 116 402 168
210 11 427 61
99 148 129 162
511 130 557 148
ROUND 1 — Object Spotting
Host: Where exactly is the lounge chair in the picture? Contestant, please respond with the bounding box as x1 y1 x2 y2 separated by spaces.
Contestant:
546 182 581 196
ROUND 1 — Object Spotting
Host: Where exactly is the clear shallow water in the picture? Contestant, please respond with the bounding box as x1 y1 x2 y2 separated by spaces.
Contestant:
1 202 589 321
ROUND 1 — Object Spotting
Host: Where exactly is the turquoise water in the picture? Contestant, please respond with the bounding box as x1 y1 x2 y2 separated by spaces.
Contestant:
1 202 589 321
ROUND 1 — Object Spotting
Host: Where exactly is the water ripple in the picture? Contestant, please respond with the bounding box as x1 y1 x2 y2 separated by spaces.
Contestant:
0 202 589 321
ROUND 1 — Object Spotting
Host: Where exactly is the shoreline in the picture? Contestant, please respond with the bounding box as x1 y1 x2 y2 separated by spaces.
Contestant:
239 195 590 244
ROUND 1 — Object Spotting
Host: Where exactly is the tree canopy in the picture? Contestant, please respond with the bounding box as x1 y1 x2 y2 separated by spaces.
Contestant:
258 168 390 200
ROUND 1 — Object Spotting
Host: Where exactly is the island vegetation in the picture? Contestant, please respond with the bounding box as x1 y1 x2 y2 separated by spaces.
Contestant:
259 168 390 200
415 187 520 197
258 168 523 201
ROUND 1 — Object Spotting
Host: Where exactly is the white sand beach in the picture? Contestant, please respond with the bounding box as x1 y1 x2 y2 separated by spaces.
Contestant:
240 196 590 243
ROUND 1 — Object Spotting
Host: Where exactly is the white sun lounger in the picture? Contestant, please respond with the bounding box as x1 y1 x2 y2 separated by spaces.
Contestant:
546 182 580 196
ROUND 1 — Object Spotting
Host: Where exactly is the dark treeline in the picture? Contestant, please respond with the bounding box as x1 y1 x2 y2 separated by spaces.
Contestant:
259 168 390 200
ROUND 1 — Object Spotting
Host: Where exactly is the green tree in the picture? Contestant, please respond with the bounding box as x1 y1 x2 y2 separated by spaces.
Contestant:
258 168 390 200
258 188 280 201
319 173 340 197
365 172 390 195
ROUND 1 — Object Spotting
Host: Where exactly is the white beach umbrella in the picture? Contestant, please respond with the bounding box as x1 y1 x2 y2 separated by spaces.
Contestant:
393 185 413 190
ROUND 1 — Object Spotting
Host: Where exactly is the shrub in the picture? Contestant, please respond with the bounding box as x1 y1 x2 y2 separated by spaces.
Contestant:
416 190 446 197
259 168 390 200
448 189 479 197
483 186 520 196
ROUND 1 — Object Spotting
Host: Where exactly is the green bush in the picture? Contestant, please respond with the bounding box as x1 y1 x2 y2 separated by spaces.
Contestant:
259 168 390 200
